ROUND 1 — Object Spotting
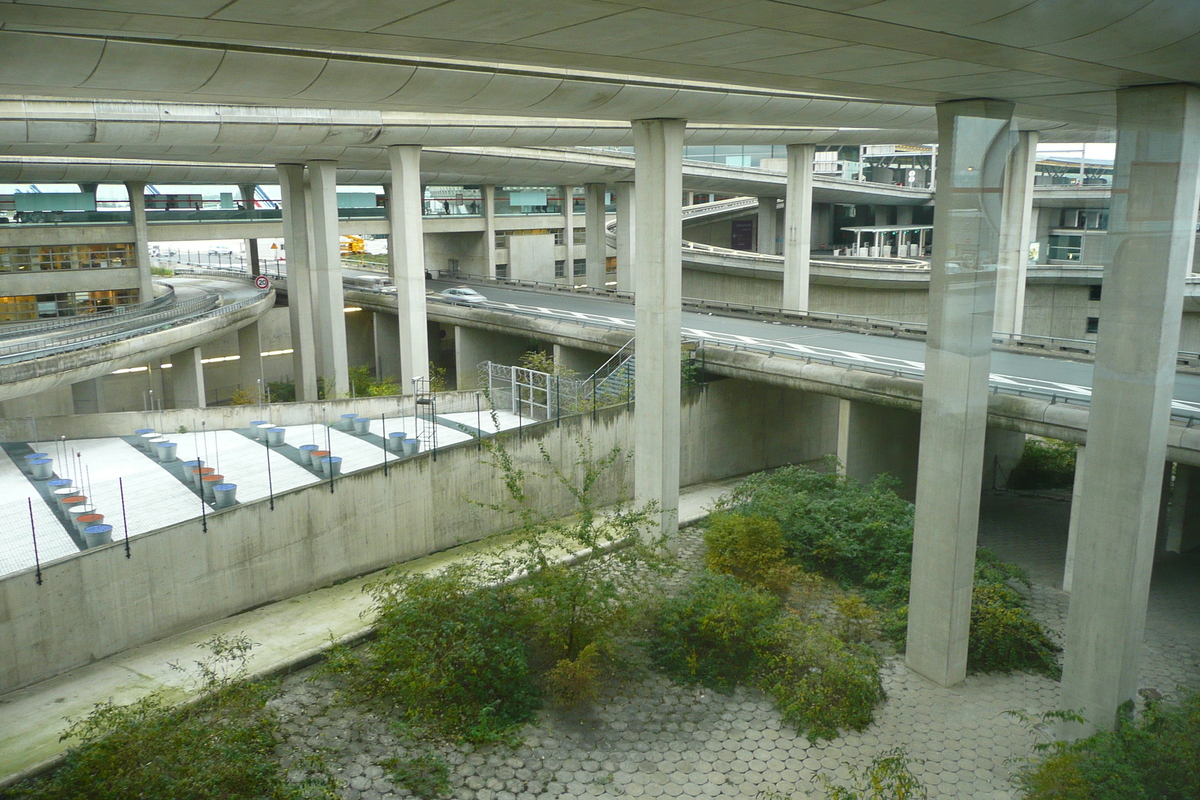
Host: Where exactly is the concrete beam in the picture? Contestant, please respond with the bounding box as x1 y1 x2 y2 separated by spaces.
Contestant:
906 99 1015 688
124 181 154 303
1062 84 1200 734
634 118 686 545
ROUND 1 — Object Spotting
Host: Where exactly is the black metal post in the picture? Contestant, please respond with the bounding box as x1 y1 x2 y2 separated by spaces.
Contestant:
382 412 389 475
198 458 207 533
592 380 597 422
555 375 561 426
475 393 482 451
266 438 275 510
29 498 42 585
120 477 130 558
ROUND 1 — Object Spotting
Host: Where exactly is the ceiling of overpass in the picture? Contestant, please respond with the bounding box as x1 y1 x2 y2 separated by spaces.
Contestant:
1 1 1194 137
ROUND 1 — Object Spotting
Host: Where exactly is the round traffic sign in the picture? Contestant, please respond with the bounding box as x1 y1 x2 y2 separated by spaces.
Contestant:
254 275 270 289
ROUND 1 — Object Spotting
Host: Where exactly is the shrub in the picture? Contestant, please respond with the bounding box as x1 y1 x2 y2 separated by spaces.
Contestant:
1018 692 1200 800
545 642 604 709
968 584 1061 678
3 636 324 800
1007 438 1077 491
830 594 878 644
649 572 780 691
383 754 451 799
819 746 927 799
753 615 885 742
704 513 797 596
331 568 540 743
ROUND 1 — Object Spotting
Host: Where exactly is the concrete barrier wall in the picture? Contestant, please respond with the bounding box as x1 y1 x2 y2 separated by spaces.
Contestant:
0 379 839 694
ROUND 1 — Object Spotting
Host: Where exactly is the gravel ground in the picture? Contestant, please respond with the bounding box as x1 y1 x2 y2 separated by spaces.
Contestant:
267 492 1200 800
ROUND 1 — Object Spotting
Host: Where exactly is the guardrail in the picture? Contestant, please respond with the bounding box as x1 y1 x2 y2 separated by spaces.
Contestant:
0 284 177 339
0 289 269 365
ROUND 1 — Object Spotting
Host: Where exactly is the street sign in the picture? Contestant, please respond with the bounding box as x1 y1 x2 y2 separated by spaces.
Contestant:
254 275 270 290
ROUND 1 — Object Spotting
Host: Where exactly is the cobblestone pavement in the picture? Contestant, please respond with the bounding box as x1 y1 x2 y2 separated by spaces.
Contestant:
270 493 1200 800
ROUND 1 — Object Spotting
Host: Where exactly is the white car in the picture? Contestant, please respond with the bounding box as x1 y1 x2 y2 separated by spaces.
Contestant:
209 245 234 255
439 286 487 304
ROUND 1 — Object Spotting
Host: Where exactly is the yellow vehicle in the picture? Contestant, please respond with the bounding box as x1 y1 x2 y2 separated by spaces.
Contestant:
339 234 365 255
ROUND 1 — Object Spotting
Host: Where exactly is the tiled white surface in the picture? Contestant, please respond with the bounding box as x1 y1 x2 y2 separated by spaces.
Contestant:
170 430 320 502
0 450 79 577
286 423 398 472
368 416 473 451
439 410 526 434
59 437 203 539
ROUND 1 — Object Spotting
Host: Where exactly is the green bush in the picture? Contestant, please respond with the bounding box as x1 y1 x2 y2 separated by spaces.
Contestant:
703 513 797 596
1007 438 1077 491
721 464 1062 678
649 572 780 691
383 753 451 799
329 568 540 743
753 615 885 741
1018 693 1200 800
819 746 927 799
3 636 324 800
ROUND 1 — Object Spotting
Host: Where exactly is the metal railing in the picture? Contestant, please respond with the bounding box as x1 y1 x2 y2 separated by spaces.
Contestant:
0 289 269 365
0 285 177 339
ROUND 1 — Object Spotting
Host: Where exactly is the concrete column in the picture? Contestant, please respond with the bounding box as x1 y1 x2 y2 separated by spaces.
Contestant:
553 344 609 376
1062 85 1200 733
306 160 350 398
995 131 1038 335
239 183 260 277
896 206 914 226
585 183 607 289
277 164 318 401
171 347 206 409
757 197 778 255
783 144 815 311
455 327 529 391
482 185 497 278
237 320 263 400
905 99 1015 688
615 181 636 292
1166 463 1200 553
70 378 106 415
633 118 686 544
373 312 402 383
1063 444 1086 592
562 185 576 284
387 145 432 396
836 399 920 500
125 181 154 303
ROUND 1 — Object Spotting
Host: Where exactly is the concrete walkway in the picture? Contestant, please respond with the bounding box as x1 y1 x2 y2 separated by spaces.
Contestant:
0 477 744 786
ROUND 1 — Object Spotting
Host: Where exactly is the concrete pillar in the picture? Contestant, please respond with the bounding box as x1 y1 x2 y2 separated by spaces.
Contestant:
585 183 607 289
306 160 350 398
553 344 609 377
982 426 1025 491
633 118 686 544
70 378 106 415
482 185 497 278
277 164 318 401
1166 463 1200 553
239 183 260 276
562 185 576 284
455 326 529 391
615 181 636 292
125 181 154 303
344 308 375 373
905 99 1015 688
995 131 1038 335
1062 85 1200 733
373 312 402 383
757 196 778 255
1063 444 1086 592
387 145 432 396
896 206 914 226
783 144 815 311
836 399 920 500
237 320 263 400
171 347 206 409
